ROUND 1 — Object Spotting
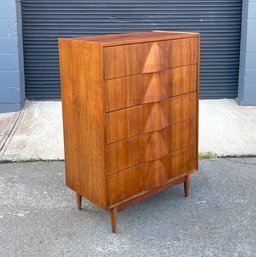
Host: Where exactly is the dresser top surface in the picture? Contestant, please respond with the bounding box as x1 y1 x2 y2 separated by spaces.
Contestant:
70 31 199 46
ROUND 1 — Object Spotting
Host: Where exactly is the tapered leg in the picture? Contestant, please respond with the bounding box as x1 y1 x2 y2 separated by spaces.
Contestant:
110 207 117 233
76 193 82 210
184 175 190 197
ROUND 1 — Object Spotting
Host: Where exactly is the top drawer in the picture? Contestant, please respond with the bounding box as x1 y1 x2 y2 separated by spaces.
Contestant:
104 37 198 79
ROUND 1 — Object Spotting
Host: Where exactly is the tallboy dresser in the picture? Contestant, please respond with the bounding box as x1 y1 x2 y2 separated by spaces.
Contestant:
59 31 200 233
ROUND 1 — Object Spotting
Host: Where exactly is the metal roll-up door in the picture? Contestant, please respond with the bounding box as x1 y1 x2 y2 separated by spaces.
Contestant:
21 0 242 99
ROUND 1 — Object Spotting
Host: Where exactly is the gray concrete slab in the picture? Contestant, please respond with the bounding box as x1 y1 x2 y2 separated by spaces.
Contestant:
0 101 64 160
0 111 19 152
0 159 256 256
199 99 256 156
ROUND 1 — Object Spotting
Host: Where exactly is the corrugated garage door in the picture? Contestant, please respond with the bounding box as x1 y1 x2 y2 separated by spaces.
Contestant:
21 0 242 99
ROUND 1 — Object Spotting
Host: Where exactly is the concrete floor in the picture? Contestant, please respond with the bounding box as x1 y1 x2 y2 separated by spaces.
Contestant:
0 158 256 256
0 112 19 153
0 99 256 161
0 101 64 160
199 99 256 156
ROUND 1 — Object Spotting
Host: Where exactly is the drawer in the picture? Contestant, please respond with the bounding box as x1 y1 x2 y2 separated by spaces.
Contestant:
170 144 198 178
106 118 197 174
106 92 197 143
104 37 198 79
105 64 197 112
145 144 197 189
107 144 197 204
108 164 145 205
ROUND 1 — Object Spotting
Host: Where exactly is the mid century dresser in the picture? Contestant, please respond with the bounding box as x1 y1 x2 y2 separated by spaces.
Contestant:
58 31 200 233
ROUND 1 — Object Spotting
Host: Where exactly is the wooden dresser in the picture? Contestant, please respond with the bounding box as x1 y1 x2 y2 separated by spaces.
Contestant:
58 31 200 233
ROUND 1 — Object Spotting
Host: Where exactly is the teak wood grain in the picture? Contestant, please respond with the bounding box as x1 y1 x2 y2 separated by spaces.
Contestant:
58 31 200 233
104 38 197 79
58 39 107 209
75 31 199 46
105 64 197 112
107 144 197 204
106 118 197 174
106 92 197 143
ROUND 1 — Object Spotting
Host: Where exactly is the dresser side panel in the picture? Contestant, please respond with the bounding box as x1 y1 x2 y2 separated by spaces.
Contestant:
59 39 107 209
196 35 200 170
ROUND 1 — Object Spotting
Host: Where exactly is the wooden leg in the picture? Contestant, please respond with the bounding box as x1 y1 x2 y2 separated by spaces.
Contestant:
110 207 117 233
184 175 190 198
76 193 82 210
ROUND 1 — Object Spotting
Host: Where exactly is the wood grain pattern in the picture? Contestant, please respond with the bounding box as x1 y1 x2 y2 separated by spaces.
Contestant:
184 175 190 197
110 207 117 233
107 164 145 205
104 38 198 79
107 144 197 204
106 136 140 174
59 39 107 209
76 193 82 210
105 64 197 112
59 31 199 232
169 92 197 124
170 65 197 96
75 31 199 46
115 177 185 212
196 34 200 170
106 118 197 174
106 92 197 143
170 144 197 178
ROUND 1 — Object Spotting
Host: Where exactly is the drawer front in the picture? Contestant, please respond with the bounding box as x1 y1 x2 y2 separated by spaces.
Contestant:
106 118 197 174
104 37 198 79
107 144 197 205
108 164 145 205
106 92 197 144
146 144 197 189
170 144 198 178
105 65 197 112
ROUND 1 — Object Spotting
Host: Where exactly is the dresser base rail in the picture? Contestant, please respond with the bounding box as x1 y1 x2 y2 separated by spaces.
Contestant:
74 173 193 233
109 173 191 233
